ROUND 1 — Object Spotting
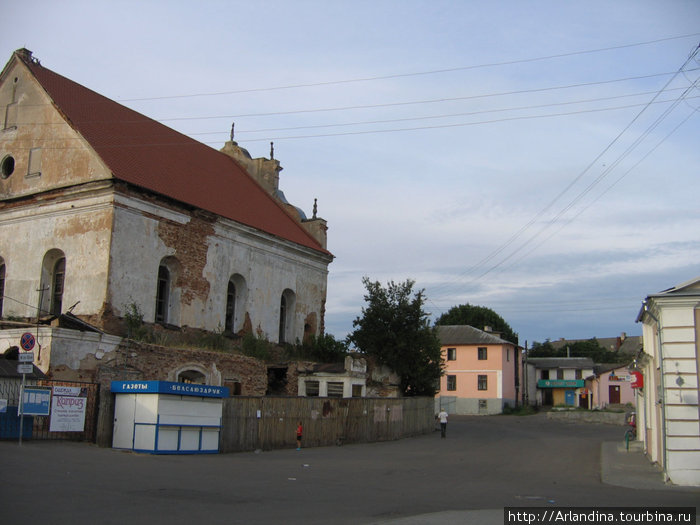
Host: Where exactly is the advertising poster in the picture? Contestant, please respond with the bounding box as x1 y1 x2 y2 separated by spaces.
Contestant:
49 386 87 432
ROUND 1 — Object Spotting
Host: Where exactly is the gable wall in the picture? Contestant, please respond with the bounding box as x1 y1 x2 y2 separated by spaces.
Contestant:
0 59 112 201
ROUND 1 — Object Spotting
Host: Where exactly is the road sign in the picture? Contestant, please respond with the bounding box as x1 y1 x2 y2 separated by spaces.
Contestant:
18 352 34 363
20 332 35 351
17 364 34 374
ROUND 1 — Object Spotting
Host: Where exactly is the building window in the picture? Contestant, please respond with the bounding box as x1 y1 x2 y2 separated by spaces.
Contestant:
1 155 15 178
305 380 320 397
225 280 236 332
478 375 488 391
327 382 344 398
447 348 456 361
556 369 564 380
155 264 170 323
507 348 510 362
279 289 296 344
225 380 242 396
352 384 363 398
3 102 17 130
27 148 42 177
177 369 206 384
446 375 457 391
50 257 65 316
0 262 5 317
478 347 487 360
541 370 550 380
575 369 582 380
279 294 287 343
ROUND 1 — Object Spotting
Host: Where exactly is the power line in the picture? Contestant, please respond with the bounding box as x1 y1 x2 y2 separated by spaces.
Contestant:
159 70 689 122
117 33 700 102
11 93 698 152
424 43 700 306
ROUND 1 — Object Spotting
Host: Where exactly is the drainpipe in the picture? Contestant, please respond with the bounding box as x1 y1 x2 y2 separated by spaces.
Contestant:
642 301 668 482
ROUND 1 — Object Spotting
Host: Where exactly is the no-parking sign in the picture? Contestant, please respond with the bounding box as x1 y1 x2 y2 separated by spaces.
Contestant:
20 332 35 351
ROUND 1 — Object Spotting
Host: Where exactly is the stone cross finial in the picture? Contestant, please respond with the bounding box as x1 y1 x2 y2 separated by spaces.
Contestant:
270 142 274 159
230 122 235 141
313 198 318 219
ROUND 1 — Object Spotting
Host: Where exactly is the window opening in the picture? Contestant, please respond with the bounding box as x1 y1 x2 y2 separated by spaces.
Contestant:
1 155 15 178
279 294 287 343
446 375 457 391
478 347 487 360
225 280 236 332
305 380 320 397
155 265 170 323
447 348 456 361
327 382 344 398
0 263 5 317
50 257 65 316
478 375 488 391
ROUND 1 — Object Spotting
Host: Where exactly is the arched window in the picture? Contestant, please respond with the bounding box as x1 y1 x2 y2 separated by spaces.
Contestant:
177 369 206 384
225 280 236 332
278 289 296 344
279 295 287 343
224 274 247 334
40 249 66 317
51 257 66 316
155 264 170 323
0 260 5 318
154 256 181 326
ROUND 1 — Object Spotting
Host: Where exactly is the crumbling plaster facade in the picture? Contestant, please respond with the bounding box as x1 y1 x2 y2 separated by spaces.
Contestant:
0 50 332 348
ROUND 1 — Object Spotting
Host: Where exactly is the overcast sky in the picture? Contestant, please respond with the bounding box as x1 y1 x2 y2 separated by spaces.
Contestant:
3 1 699 346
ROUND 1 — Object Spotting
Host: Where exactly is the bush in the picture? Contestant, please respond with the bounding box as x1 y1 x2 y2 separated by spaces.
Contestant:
241 332 271 361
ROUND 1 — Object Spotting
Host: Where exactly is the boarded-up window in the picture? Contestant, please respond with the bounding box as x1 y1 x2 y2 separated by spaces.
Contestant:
305 380 319 397
4 102 17 129
351 384 363 398
27 148 41 177
327 382 344 398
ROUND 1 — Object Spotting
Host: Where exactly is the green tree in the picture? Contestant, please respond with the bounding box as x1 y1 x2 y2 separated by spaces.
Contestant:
348 277 443 396
435 303 518 344
529 338 627 363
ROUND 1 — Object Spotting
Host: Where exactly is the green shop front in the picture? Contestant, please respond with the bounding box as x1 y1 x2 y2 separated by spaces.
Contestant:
537 379 586 407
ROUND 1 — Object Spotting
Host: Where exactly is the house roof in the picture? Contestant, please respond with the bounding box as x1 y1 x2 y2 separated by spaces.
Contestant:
437 325 513 346
551 335 642 355
525 357 595 370
636 276 700 322
9 49 330 256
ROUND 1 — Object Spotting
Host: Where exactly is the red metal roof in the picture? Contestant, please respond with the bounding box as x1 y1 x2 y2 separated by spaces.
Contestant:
17 52 330 256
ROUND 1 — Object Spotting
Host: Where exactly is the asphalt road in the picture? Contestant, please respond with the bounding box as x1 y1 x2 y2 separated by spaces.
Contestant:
1 413 697 525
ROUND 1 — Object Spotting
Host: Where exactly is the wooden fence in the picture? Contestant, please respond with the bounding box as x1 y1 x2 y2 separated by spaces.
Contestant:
220 396 435 453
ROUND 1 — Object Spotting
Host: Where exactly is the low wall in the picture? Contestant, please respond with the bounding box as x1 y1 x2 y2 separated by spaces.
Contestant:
546 410 626 425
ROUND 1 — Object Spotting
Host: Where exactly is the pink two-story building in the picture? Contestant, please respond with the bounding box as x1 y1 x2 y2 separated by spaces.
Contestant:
436 325 521 415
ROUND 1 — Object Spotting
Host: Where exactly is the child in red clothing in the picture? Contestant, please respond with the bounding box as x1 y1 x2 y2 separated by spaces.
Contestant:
296 421 303 450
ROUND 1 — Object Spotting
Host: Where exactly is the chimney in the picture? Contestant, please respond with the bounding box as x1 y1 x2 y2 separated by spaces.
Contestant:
484 326 492 333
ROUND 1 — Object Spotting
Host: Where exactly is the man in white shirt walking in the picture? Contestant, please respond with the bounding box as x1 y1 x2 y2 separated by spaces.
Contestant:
437 409 448 438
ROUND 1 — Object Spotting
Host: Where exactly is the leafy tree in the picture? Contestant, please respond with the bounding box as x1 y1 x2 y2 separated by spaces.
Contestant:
529 338 627 363
348 277 443 396
289 333 348 363
435 303 518 344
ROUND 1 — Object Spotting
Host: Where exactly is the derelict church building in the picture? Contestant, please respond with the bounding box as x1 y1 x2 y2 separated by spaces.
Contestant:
0 49 333 346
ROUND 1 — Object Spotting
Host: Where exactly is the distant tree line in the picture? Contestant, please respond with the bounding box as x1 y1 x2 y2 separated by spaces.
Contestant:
528 338 628 363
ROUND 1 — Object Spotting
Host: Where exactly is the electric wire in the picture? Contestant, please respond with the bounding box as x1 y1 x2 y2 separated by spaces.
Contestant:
424 43 700 308
117 32 700 102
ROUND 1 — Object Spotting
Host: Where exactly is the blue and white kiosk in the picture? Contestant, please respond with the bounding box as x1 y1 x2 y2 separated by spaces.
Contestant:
111 381 229 454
